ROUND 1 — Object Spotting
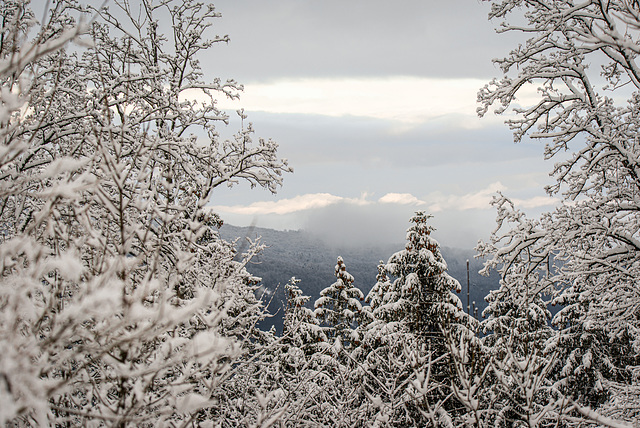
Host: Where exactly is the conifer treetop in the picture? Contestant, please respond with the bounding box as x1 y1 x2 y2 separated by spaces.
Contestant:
314 256 364 348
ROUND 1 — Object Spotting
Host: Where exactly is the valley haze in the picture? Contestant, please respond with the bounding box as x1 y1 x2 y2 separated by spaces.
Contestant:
220 223 499 333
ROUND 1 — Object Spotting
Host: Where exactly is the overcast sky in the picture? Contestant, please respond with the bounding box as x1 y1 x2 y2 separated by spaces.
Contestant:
159 1 554 249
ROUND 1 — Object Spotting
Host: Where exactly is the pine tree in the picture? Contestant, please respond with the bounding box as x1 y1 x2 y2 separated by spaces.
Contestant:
478 195 554 358
314 257 364 351
549 273 637 408
357 212 474 424
379 211 466 338
283 277 327 353
482 267 556 425
365 261 391 315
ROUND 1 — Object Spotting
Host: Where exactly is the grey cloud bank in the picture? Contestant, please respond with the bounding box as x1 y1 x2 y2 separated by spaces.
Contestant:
210 0 514 82
197 1 555 250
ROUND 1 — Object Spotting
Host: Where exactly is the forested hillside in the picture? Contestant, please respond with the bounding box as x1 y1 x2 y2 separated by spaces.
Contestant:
220 224 498 332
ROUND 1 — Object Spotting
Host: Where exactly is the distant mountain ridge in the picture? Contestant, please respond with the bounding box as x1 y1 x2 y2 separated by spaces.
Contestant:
219 224 500 332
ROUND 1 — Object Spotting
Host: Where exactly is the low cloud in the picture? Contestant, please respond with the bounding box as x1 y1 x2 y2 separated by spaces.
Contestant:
511 195 560 209
212 191 427 218
427 182 507 212
426 182 558 213
211 186 558 218
209 192 370 215
210 188 560 249
378 193 426 205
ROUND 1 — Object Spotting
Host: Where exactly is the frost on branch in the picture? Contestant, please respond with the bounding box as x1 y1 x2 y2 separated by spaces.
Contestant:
479 1 640 425
0 1 290 425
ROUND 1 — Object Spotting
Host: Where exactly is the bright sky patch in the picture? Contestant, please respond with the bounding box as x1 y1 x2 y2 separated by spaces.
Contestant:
211 77 494 125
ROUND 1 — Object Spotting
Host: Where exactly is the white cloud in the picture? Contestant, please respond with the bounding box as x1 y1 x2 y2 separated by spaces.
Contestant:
378 193 425 205
427 182 507 212
209 192 370 215
213 191 434 218
426 182 559 212
211 187 559 218
184 76 494 126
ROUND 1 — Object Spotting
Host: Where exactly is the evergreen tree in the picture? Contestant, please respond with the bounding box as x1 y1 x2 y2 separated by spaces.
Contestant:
476 195 558 425
365 260 391 319
481 267 556 425
283 277 327 353
314 257 364 350
378 211 467 339
478 195 554 357
358 212 474 424
549 271 638 408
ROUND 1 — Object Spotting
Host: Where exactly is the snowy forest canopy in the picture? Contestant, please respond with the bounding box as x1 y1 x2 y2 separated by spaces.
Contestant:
1 0 640 426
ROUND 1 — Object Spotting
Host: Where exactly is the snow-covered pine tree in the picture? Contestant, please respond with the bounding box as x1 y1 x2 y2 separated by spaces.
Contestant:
351 262 421 426
353 261 389 354
381 211 467 340
478 194 554 356
549 253 637 408
476 194 558 425
365 260 391 315
388 212 475 420
356 212 474 424
354 260 391 357
314 256 364 351
283 277 328 353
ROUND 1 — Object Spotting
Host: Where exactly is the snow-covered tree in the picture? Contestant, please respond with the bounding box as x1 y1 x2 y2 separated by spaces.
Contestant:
283 276 327 353
473 195 561 425
354 260 391 355
444 326 494 427
478 195 554 357
479 0 640 424
314 256 364 350
0 1 290 425
356 212 475 424
366 260 391 310
377 211 467 339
